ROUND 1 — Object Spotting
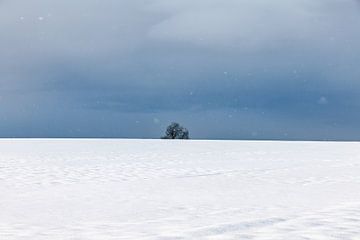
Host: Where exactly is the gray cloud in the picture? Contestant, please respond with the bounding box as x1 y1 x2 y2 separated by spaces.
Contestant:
0 0 360 139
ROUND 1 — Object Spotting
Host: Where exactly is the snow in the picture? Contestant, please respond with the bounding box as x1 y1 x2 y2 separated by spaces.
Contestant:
1 139 360 239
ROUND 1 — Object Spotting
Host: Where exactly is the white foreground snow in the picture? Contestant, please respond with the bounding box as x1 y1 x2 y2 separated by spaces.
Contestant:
1 139 360 239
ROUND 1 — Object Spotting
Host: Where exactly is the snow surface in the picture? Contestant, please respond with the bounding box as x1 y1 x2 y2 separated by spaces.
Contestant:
1 139 360 239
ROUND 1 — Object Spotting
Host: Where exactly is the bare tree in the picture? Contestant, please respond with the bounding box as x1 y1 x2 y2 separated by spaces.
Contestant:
162 122 189 139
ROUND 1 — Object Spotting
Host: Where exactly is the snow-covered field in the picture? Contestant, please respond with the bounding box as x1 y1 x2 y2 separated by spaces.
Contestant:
1 139 360 239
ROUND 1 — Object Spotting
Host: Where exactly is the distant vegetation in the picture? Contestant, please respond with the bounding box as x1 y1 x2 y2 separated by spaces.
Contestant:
162 122 189 139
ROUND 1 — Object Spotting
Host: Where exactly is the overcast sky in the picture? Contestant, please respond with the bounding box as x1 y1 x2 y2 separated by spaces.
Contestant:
1 0 360 140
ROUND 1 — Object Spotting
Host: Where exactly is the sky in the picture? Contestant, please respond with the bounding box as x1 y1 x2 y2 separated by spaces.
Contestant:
1 0 360 140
